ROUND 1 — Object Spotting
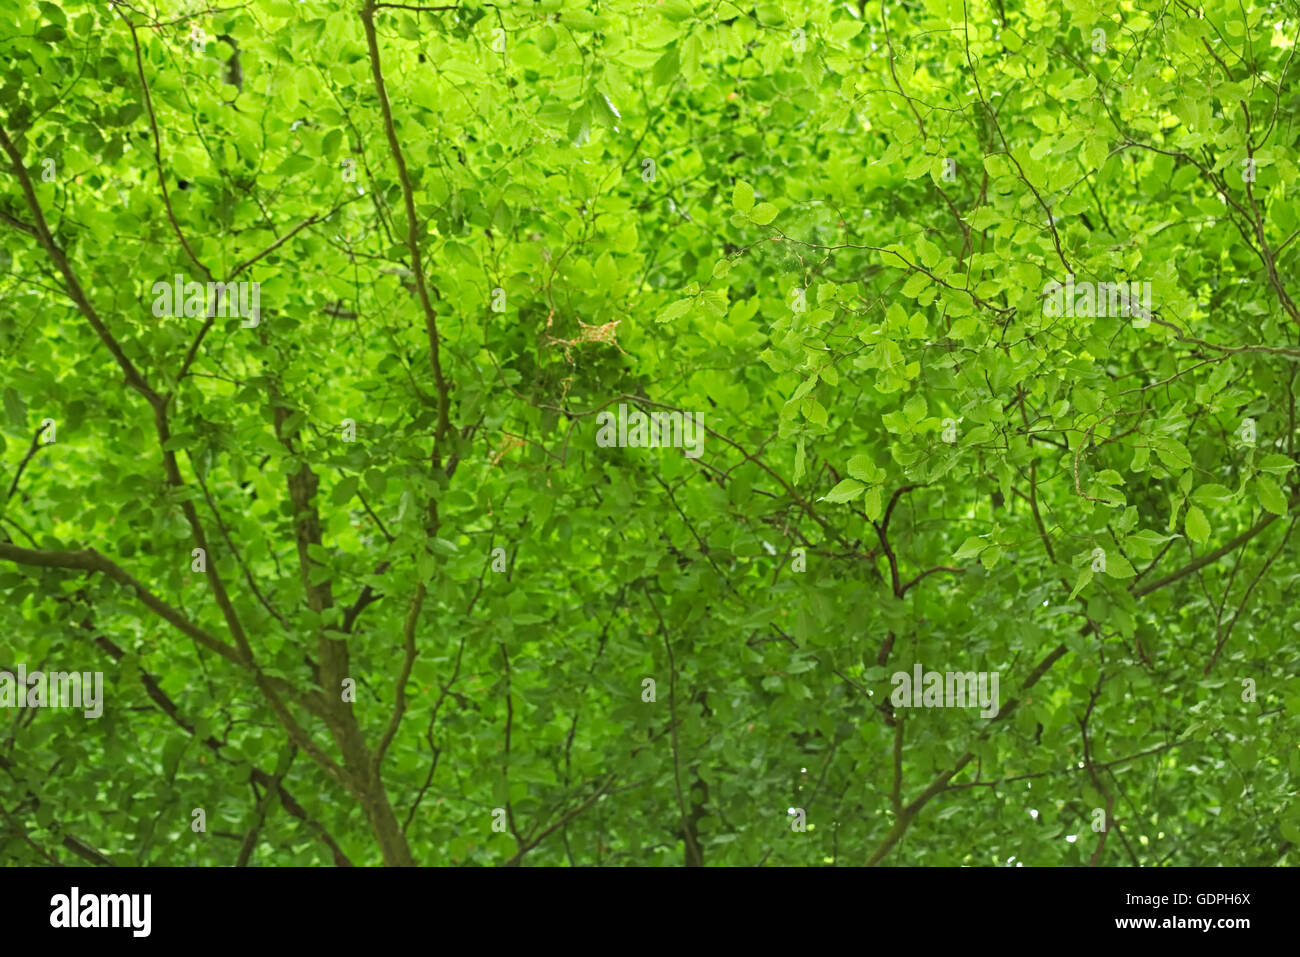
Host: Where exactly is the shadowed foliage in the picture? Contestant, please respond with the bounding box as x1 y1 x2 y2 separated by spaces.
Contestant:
1 0 1298 866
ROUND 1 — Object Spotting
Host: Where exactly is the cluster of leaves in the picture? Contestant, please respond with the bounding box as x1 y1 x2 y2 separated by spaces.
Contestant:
0 0 1298 866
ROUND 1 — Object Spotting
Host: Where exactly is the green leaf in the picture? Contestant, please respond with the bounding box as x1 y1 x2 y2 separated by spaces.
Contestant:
732 181 755 214
905 153 933 180
1069 566 1094 600
332 475 359 506
1258 453 1296 476
901 272 929 298
847 454 881 483
1185 505 1211 544
749 202 778 225
660 0 694 21
1191 483 1234 508
1153 437 1193 471
862 485 882 522
273 153 315 177
787 376 816 404
591 90 622 126
914 237 941 269
651 45 680 86
3 387 25 428
953 537 987 561
1256 476 1288 516
904 394 927 424
561 10 601 30
657 297 693 323
430 537 459 557
821 478 864 503
1103 552 1136 578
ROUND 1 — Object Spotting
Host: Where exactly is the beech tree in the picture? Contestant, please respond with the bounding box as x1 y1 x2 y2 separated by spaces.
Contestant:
1 0 1298 866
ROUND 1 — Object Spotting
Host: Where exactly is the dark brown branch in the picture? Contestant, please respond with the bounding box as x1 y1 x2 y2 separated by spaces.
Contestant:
361 1 452 467
120 11 213 282
5 424 52 503
1132 492 1300 598
900 565 963 595
0 541 246 666
373 583 425 776
88 632 353 865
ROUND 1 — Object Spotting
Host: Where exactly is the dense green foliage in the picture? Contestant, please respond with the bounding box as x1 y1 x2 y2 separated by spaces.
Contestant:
1 0 1298 866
